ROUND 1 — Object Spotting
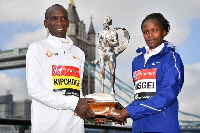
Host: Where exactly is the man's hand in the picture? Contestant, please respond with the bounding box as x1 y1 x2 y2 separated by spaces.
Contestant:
74 98 95 119
94 118 107 125
94 118 127 125
106 108 129 122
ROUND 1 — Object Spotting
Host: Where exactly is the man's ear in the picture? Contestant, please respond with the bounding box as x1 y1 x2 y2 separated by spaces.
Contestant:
44 20 48 28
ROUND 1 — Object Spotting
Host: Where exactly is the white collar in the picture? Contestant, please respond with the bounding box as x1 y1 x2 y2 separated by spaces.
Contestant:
47 33 73 50
145 43 164 55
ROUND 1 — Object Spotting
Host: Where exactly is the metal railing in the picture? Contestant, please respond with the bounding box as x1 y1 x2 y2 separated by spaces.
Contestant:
1 118 200 133
0 118 31 133
0 118 132 133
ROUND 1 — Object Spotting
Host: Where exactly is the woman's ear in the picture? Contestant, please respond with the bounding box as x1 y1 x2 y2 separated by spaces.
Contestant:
163 30 167 37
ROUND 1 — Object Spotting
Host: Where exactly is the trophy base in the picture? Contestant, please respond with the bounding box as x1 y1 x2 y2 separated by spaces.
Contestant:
87 101 124 122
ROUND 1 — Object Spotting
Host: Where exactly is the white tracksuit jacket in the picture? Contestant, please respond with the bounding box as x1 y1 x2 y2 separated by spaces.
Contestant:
26 34 85 133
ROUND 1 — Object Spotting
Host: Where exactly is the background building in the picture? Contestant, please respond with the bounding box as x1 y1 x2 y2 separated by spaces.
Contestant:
0 91 13 118
0 91 31 119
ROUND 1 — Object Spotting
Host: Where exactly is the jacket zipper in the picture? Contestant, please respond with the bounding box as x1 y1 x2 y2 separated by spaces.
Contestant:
140 119 142 133
140 101 143 132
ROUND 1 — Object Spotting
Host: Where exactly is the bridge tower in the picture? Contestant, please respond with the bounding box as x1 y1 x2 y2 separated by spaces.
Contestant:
67 0 96 95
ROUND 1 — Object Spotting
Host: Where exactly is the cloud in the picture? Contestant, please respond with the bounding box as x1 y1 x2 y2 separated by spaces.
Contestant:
178 63 200 115
1 0 200 44
0 72 28 100
0 0 68 24
4 28 47 50
68 0 200 45
2 0 200 55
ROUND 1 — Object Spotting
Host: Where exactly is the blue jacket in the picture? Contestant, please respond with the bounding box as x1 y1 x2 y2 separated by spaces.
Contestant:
127 42 184 133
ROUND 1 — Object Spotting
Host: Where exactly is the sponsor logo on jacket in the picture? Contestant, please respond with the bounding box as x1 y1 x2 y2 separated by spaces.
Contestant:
73 56 80 59
52 65 80 97
46 51 58 57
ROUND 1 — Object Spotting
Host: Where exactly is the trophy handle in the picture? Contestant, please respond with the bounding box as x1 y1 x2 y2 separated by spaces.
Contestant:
114 27 130 57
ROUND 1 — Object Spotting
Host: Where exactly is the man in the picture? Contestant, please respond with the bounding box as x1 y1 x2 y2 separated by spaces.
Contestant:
26 4 95 133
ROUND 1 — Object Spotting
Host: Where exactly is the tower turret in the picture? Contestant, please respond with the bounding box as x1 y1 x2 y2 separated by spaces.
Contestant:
88 16 96 44
67 0 80 36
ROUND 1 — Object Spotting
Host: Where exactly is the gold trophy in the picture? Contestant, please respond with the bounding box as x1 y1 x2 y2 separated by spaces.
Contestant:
86 16 130 122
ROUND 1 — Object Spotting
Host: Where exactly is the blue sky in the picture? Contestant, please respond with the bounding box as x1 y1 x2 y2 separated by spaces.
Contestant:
0 23 42 50
0 0 200 118
179 18 200 65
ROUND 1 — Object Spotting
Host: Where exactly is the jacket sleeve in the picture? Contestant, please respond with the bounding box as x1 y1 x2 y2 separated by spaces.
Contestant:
127 52 184 120
26 43 79 111
79 50 85 98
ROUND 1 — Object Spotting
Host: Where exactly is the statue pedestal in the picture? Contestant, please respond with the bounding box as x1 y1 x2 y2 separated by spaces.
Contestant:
87 101 124 122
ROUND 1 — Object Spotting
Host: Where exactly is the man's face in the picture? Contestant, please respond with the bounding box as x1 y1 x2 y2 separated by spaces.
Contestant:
44 6 69 38
142 19 166 49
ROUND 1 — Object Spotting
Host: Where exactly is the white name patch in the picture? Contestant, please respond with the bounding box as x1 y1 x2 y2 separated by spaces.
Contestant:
133 68 157 101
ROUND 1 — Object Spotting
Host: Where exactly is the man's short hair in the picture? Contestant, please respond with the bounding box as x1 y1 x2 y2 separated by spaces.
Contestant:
45 4 67 19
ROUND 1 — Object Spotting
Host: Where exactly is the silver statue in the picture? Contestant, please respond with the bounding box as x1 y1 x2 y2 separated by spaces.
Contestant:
92 16 130 95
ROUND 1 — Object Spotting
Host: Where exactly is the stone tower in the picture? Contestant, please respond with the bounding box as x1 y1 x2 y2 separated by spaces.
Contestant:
67 0 96 96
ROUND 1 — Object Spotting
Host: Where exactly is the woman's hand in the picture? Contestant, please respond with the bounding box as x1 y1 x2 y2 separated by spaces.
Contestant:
106 108 129 122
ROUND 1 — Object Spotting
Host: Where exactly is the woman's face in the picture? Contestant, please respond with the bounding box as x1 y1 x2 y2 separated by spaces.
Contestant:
142 19 166 49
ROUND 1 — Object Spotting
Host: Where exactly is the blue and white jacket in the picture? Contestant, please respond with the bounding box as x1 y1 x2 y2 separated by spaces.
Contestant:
127 42 184 133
